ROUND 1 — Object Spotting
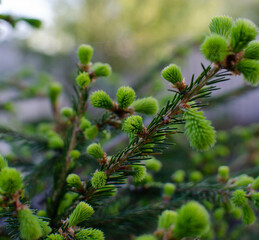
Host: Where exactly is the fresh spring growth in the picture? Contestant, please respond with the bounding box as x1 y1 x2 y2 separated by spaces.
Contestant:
171 169 185 183
18 209 43 240
145 157 162 172
252 176 259 190
161 64 183 85
183 107 216 151
158 210 178 230
237 59 259 86
90 90 114 110
87 143 104 159
218 165 229 180
231 189 247 207
66 173 82 189
131 97 159 115
70 150 81 160
76 72 91 89
46 234 64 240
251 192 259 209
91 62 112 77
75 228 104 240
77 44 93 65
135 235 157 240
38 219 52 237
209 16 233 38
69 201 94 226
0 167 22 194
189 171 203 183
61 107 74 118
213 207 225 220
48 82 62 104
242 204 256 225
173 201 210 239
163 183 176 196
230 18 258 53
91 171 107 189
0 155 8 171
80 117 92 130
233 174 254 187
122 115 143 135
244 41 259 60
116 86 136 109
200 34 229 62
84 125 99 140
48 135 64 149
132 165 147 183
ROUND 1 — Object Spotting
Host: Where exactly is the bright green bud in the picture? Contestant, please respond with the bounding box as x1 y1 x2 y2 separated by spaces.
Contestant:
145 157 162 172
132 165 147 183
87 143 104 159
77 44 93 65
90 90 113 109
75 228 104 240
218 165 229 179
244 41 259 60
174 201 210 239
135 235 156 240
183 107 216 151
76 72 91 89
237 59 259 86
158 210 178 230
131 97 158 115
48 82 62 104
46 234 64 240
0 167 22 194
209 16 233 37
141 173 153 184
91 171 107 189
232 207 242 219
84 125 98 140
18 209 42 240
122 115 143 135
80 117 91 131
252 176 259 190
231 189 247 207
163 183 176 196
230 18 258 52
61 107 74 118
0 155 8 171
213 207 225 220
48 135 64 149
67 174 82 189
190 171 203 183
171 170 185 183
116 86 135 109
37 210 47 217
161 64 183 84
70 150 81 160
251 192 259 209
242 204 256 225
91 62 112 77
38 218 52 237
200 34 229 62
69 202 94 226
233 174 254 187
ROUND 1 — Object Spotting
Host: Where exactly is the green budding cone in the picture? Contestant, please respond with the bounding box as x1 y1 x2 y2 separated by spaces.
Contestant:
174 201 210 239
91 62 112 77
66 173 82 189
0 155 8 171
122 115 143 135
132 165 147 183
231 189 247 207
0 167 22 194
201 34 229 62
209 15 233 37
76 72 91 89
161 64 183 84
69 202 94 226
75 228 104 240
131 97 158 115
91 171 107 189
158 210 178 230
230 18 258 52
18 209 43 240
163 183 176 196
135 235 156 240
87 143 104 159
116 86 135 109
237 59 259 86
77 44 93 65
61 107 74 118
90 90 114 110
48 82 62 104
242 204 256 225
183 107 216 151
244 41 259 60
